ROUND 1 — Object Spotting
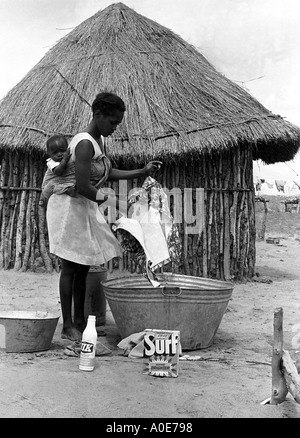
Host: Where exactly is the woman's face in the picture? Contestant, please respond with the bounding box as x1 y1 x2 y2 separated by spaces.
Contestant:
96 109 124 137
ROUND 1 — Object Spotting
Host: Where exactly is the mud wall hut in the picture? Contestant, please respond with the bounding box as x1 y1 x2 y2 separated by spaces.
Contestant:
0 3 299 279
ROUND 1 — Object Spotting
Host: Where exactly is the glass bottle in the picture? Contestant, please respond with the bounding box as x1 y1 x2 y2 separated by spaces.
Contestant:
79 315 97 371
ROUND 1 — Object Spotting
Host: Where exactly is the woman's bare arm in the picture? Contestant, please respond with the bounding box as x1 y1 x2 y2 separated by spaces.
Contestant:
75 140 98 202
108 161 162 181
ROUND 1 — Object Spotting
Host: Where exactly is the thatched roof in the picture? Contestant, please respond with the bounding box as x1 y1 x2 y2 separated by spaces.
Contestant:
0 2 299 164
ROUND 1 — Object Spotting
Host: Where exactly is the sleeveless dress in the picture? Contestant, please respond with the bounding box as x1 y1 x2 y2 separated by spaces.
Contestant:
46 133 123 265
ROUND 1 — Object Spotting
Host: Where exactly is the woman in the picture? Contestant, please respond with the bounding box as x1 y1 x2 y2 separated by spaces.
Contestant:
46 92 162 341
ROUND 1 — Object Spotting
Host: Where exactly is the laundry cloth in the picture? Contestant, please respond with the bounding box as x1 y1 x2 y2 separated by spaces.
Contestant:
117 331 146 358
63 340 112 357
112 176 182 284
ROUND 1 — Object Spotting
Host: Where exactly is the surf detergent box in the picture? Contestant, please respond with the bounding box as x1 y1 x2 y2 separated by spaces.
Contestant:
143 329 180 377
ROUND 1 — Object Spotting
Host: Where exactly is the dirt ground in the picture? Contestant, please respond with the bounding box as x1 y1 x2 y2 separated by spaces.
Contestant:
1 198 300 419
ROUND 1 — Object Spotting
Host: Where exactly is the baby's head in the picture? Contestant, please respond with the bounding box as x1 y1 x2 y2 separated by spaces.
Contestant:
46 135 68 162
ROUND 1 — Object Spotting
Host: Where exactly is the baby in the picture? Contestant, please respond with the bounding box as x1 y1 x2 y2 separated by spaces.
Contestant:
39 134 76 206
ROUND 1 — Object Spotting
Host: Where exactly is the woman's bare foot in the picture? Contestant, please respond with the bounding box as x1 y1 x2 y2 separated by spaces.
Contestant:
61 327 82 341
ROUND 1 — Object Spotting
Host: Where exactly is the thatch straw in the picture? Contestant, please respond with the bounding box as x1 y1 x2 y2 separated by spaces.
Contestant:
0 2 299 164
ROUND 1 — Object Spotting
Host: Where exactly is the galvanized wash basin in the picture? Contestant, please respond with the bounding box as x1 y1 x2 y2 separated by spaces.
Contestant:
102 274 234 350
0 311 60 353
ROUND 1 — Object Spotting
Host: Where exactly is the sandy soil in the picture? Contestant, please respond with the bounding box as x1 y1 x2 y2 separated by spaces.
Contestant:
1 204 300 418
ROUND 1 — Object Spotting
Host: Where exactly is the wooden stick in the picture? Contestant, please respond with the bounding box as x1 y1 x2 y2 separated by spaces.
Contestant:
240 196 249 278
199 156 207 277
282 350 300 404
29 164 38 269
0 153 8 213
9 154 21 267
14 157 29 270
3 156 14 269
258 198 268 241
37 204 54 272
222 152 231 279
21 163 34 271
207 189 214 275
7 191 19 269
193 188 205 277
0 186 42 191
212 163 220 279
182 165 190 276
0 152 8 268
270 307 288 404
223 192 231 279
230 191 238 260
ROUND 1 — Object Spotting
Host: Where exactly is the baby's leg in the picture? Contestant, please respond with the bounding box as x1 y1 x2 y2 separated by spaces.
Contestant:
39 183 52 206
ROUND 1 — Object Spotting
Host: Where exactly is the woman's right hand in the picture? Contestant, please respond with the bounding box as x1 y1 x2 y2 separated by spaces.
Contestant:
143 161 162 176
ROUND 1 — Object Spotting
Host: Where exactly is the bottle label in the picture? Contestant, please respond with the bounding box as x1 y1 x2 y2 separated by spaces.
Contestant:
81 341 94 354
79 341 96 371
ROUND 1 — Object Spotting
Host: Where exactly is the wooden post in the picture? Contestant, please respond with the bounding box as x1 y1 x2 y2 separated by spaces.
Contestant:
259 199 268 240
270 307 288 404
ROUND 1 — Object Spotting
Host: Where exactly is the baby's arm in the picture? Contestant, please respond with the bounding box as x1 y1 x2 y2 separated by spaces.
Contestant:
52 150 71 176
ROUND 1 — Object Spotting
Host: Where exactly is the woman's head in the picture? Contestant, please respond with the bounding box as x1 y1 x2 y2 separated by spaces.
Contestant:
91 92 126 137
92 92 126 116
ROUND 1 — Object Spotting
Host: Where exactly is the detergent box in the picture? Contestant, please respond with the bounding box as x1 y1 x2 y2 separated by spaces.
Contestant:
143 329 180 377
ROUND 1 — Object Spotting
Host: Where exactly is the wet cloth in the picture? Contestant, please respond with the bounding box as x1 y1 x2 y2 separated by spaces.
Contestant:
46 133 122 265
117 331 145 358
113 176 182 280
63 340 112 357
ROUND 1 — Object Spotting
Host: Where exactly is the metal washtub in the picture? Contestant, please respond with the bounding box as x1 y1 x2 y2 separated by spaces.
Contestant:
102 274 234 350
0 311 60 353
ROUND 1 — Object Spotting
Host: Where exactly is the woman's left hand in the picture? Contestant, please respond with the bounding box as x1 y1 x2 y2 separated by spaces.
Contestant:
144 161 162 176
